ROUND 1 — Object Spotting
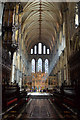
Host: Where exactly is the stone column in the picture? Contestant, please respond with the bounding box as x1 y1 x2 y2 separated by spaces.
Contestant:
35 59 36 73
14 68 17 83
20 58 22 80
78 2 80 25
14 52 17 83
58 70 62 86
22 63 25 86
21 59 23 86
58 59 61 86
42 59 45 73
36 59 38 73
46 47 47 54
17 69 19 84
22 61 24 86
48 60 50 74
16 52 19 83
64 64 66 82
37 44 38 54
11 52 16 83
0 3 4 119
28 60 31 75
42 43 43 54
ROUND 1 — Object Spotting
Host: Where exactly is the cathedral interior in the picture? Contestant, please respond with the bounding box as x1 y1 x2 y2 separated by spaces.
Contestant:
0 1 80 120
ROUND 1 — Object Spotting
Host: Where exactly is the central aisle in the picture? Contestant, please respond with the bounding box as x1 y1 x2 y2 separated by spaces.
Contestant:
21 99 63 120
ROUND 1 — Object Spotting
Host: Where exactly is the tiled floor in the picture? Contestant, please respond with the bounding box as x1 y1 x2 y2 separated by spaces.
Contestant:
21 99 64 120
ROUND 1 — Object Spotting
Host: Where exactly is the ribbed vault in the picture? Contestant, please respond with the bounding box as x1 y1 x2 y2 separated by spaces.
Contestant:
21 2 63 53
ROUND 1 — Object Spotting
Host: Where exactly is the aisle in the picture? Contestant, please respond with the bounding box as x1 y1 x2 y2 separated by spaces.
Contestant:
21 99 64 120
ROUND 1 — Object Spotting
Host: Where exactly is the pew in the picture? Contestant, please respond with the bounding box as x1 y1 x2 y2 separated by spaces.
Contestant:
52 85 80 117
2 84 27 119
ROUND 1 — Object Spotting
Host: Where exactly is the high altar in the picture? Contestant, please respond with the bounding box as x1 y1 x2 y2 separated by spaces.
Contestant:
25 71 57 91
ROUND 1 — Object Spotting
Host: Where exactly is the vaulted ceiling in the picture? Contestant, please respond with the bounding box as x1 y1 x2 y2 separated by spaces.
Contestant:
21 2 63 53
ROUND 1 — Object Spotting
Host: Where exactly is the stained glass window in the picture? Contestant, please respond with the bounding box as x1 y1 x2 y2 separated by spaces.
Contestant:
38 43 42 54
38 58 42 72
31 49 33 54
47 49 50 54
30 43 50 55
34 45 37 54
32 59 35 73
43 45 46 54
45 59 48 73
31 43 50 54
75 4 79 28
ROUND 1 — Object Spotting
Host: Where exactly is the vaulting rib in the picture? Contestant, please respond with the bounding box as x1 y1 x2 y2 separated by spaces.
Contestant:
21 2 62 53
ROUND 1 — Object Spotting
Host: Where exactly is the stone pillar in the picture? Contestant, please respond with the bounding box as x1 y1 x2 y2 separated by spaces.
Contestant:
46 47 47 54
78 2 80 25
16 69 19 83
37 44 38 54
28 60 31 75
0 3 4 119
48 60 50 74
13 52 17 83
35 59 36 73
58 70 62 86
42 59 45 73
16 52 19 84
36 60 38 73
22 63 25 86
21 57 23 84
63 64 66 81
42 43 43 54
58 59 62 86
11 52 16 83
19 56 21 77
14 68 17 83
21 59 23 86
33 46 35 54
